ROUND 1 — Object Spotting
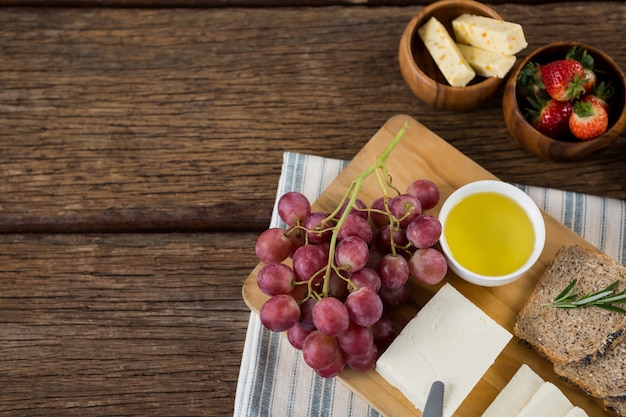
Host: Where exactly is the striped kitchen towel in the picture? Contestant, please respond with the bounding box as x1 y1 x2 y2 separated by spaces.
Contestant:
234 152 626 417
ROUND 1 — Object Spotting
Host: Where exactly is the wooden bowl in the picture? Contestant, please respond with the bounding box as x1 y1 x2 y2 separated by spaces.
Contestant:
398 0 506 111
503 42 626 162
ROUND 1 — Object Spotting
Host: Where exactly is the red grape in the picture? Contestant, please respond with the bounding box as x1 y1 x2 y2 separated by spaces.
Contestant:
336 198 368 221
378 282 411 309
405 214 442 248
369 197 389 228
337 321 374 357
302 212 335 244
374 224 408 253
255 228 292 264
312 297 350 336
315 354 345 378
287 322 312 350
278 192 311 227
345 287 383 327
345 344 378 371
292 244 328 281
298 297 317 331
260 294 300 332
286 228 306 257
409 247 448 285
335 236 369 272
288 282 307 302
406 179 440 210
371 315 395 350
328 270 349 300
302 331 343 371
349 267 381 292
257 262 295 296
365 246 384 270
389 194 422 227
337 213 373 244
378 253 410 288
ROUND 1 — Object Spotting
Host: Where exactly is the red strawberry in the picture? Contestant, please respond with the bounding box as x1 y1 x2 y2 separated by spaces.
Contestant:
569 100 609 140
582 69 597 94
516 61 544 100
525 95 573 138
540 59 585 101
581 81 614 113
566 46 597 93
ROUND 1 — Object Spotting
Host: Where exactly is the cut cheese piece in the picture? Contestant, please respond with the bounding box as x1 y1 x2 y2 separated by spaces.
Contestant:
375 283 512 417
481 364 544 417
456 43 516 78
452 14 527 55
517 381 574 417
417 16 475 87
564 407 590 417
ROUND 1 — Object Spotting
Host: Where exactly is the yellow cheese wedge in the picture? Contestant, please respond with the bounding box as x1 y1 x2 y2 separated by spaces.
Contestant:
456 43 516 78
452 14 527 55
417 16 476 87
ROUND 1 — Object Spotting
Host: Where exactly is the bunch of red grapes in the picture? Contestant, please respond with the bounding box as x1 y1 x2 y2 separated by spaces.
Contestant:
254 178 447 378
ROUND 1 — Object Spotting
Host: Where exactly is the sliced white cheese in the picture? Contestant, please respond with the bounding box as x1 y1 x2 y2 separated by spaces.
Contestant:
456 43 516 79
452 14 527 55
481 364 544 417
564 407 590 417
375 283 512 417
417 16 475 87
516 381 574 417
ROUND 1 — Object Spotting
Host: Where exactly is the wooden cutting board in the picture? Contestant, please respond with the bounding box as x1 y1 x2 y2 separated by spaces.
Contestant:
242 114 610 416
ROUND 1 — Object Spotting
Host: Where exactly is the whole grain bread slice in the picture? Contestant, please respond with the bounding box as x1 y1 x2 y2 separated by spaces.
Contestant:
555 335 626 399
514 244 626 366
605 398 626 417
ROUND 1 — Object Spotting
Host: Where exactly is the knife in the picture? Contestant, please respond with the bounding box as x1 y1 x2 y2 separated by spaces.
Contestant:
422 380 444 417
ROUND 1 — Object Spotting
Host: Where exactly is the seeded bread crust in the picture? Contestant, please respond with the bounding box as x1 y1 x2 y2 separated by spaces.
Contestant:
514 244 626 366
606 398 626 417
555 336 626 400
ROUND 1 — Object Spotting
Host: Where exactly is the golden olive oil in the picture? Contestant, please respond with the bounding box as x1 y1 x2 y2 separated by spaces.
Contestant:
444 191 535 277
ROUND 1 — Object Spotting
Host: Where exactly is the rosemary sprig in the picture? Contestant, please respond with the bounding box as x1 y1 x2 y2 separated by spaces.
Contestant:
544 279 626 314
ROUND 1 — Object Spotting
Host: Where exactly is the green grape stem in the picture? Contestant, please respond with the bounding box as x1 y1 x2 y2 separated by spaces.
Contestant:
320 122 409 297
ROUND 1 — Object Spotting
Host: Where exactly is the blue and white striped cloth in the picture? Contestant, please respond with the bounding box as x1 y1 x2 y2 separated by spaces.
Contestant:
234 152 626 417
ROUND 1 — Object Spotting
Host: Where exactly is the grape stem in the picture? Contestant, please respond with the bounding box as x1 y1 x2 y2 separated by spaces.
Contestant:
320 122 410 297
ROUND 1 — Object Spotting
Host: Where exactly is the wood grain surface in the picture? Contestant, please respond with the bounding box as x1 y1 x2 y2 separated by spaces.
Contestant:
0 3 625 233
1 232 258 416
0 2 624 416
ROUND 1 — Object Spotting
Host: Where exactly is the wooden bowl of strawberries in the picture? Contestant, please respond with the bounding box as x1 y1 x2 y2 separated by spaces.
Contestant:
503 42 626 162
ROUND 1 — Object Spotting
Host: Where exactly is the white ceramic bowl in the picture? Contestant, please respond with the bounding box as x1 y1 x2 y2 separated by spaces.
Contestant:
438 180 546 287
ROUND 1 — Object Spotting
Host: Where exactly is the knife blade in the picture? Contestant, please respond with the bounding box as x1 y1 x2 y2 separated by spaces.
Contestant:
422 380 444 417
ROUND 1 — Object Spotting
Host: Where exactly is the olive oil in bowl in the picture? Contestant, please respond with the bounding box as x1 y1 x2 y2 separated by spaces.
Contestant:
438 180 545 287
444 192 535 276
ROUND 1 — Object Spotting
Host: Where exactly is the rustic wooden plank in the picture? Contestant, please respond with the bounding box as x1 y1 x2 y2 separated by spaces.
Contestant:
0 0 596 7
0 4 624 233
0 232 257 416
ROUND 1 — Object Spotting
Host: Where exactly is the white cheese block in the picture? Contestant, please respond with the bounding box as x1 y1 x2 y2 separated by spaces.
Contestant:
564 407 590 417
375 283 512 417
456 43 516 78
417 16 476 87
481 364 544 417
516 381 574 417
452 14 527 55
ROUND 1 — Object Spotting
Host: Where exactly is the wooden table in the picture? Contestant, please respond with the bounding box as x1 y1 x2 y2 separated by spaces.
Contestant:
0 1 624 415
